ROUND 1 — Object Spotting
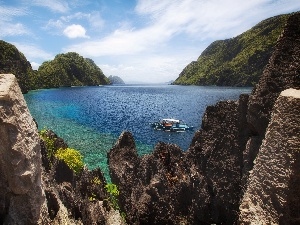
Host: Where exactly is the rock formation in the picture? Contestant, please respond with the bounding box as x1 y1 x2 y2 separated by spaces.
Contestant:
40 130 126 224
0 74 44 224
242 11 300 195
239 89 300 224
108 132 211 224
247 11 300 137
108 12 300 224
0 74 125 224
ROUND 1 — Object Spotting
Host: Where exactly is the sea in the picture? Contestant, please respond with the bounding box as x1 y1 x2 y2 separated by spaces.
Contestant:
24 84 252 179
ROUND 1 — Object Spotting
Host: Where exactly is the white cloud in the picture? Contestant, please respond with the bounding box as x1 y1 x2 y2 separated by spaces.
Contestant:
0 6 31 37
30 0 69 13
63 24 90 39
97 50 197 84
64 0 280 58
12 43 54 61
135 0 271 39
61 11 105 30
30 61 41 70
0 22 31 37
0 6 28 19
45 11 104 36
63 0 300 83
87 11 105 30
45 19 65 30
63 18 176 57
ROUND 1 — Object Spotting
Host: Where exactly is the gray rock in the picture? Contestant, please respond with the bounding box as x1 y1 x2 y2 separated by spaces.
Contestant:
0 74 45 224
247 12 300 137
239 88 300 224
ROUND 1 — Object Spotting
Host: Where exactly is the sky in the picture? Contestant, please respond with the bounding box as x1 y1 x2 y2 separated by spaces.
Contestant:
1 0 300 84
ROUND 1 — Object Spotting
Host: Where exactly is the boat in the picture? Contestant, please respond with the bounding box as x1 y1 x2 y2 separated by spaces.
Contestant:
150 118 194 132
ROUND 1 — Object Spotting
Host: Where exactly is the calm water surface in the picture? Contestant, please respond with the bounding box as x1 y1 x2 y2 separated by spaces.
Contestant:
24 84 252 178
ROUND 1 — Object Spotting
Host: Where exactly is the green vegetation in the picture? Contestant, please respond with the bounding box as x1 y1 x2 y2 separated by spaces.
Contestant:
173 13 290 86
0 40 34 93
39 129 84 174
105 183 120 210
34 52 110 89
0 41 110 91
55 148 84 174
39 129 56 158
105 183 126 220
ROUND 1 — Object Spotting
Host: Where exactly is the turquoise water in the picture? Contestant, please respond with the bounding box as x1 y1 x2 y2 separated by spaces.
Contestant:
24 85 252 179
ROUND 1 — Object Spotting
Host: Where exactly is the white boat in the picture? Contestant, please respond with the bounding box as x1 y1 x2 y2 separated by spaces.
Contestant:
150 118 194 132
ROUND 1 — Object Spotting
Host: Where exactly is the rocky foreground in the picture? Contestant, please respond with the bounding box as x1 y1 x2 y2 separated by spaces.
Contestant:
0 12 299 225
108 12 300 224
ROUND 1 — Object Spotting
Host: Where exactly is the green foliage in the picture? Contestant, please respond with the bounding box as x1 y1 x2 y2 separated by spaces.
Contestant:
92 177 102 185
105 183 126 221
173 13 290 86
39 129 86 175
0 41 110 92
55 148 84 174
105 183 126 220
0 40 34 93
105 183 120 210
34 52 109 89
39 129 56 158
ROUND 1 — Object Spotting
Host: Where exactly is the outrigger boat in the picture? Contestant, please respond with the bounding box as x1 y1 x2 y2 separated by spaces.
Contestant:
150 118 194 132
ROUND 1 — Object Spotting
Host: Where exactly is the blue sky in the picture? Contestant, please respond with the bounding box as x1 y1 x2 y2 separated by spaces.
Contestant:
1 0 300 83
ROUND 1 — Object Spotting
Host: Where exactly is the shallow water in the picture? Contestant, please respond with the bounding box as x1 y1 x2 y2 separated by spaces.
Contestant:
24 84 252 179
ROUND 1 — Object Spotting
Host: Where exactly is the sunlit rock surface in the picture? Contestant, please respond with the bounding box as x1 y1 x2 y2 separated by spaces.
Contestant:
0 74 44 224
239 89 300 224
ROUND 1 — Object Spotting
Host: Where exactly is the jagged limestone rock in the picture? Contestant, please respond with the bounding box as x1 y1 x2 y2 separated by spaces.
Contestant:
239 89 300 224
247 12 300 137
0 74 44 224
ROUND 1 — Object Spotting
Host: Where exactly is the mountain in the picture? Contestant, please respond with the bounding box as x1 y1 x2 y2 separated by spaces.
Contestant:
173 13 290 86
0 40 34 93
0 41 110 91
35 52 110 89
108 75 125 84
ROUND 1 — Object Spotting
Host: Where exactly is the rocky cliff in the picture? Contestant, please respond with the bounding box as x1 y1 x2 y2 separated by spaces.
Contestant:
239 88 300 224
0 74 45 224
0 74 125 224
108 12 300 224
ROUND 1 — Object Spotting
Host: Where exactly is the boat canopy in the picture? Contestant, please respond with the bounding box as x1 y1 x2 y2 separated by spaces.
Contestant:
161 119 180 123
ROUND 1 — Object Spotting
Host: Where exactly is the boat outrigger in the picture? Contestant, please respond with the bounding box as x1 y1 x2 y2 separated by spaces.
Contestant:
150 118 194 132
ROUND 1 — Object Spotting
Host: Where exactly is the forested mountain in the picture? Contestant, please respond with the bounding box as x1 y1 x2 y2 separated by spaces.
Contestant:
0 41 110 91
108 75 125 84
35 52 110 89
173 13 290 86
0 40 34 93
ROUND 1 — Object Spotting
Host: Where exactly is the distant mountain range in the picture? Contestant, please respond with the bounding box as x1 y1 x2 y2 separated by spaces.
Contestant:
173 13 290 86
